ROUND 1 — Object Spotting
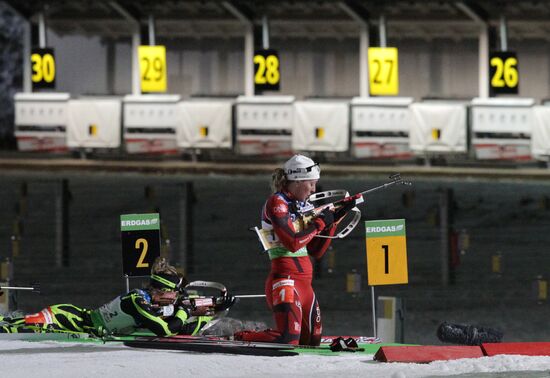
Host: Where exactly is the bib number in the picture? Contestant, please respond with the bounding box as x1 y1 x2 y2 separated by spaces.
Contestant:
272 278 295 306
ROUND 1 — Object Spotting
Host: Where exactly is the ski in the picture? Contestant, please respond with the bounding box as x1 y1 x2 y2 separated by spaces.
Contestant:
117 334 380 355
122 334 295 350
123 339 299 357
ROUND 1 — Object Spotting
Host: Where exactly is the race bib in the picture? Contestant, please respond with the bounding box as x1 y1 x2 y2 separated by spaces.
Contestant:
272 278 295 306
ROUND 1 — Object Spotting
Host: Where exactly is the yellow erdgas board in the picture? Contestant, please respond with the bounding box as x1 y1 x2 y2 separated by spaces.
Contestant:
365 219 408 285
368 47 399 96
138 45 167 93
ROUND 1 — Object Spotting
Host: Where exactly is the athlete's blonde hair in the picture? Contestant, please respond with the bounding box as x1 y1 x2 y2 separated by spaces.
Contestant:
151 257 179 277
270 168 288 193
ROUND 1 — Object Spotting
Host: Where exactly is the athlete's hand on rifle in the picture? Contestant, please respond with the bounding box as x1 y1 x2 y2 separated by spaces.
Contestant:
152 290 179 306
316 208 334 230
178 296 215 316
215 294 237 312
189 304 214 317
333 197 357 223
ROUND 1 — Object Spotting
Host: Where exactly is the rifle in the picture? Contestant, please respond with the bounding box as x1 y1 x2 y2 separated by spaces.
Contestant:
252 174 411 248
301 173 412 239
177 281 264 315
0 283 40 294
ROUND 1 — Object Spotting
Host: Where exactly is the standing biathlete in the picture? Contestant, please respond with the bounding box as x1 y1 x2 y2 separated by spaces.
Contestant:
235 155 354 346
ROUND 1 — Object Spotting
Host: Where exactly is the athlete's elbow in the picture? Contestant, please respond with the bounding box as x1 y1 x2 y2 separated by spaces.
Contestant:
286 241 305 252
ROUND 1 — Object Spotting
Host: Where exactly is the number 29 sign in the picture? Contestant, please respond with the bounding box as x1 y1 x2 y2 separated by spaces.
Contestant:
365 219 408 285
121 213 161 277
138 45 167 93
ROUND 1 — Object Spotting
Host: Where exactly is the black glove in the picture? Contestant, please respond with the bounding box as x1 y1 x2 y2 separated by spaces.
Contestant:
215 294 237 312
316 208 334 229
334 199 356 222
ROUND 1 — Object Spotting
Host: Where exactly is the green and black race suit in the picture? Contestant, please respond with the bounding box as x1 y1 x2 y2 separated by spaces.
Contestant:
90 289 189 336
0 289 195 337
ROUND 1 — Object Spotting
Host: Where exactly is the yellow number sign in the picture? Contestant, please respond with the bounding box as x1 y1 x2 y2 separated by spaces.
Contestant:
31 48 56 89
254 49 280 91
138 45 167 93
368 47 399 96
366 219 408 285
490 51 519 95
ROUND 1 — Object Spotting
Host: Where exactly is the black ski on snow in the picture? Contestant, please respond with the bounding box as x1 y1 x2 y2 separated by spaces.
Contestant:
123 339 299 357
124 335 295 349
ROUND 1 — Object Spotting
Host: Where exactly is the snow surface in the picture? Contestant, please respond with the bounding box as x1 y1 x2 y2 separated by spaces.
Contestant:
1 340 550 378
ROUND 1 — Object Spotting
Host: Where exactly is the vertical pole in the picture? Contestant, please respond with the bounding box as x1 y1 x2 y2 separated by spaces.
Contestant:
38 12 47 48
262 16 270 50
359 23 369 97
371 286 377 338
222 1 254 96
132 28 141 95
499 15 507 52
379 15 387 48
478 26 489 98
23 21 32 92
178 182 194 275
125 276 130 292
244 24 254 96
148 15 156 46
339 2 370 97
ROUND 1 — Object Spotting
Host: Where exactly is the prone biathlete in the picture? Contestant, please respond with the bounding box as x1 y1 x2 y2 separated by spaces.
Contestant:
0 258 232 336
235 155 354 346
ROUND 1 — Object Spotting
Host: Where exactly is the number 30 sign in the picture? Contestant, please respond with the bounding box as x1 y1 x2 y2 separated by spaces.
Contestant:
365 219 408 285
120 213 161 277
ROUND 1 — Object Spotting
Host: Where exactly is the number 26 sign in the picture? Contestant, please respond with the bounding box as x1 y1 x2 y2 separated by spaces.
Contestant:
365 219 408 285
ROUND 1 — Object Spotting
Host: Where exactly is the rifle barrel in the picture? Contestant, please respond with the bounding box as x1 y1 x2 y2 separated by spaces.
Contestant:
360 175 411 196
0 286 35 291
234 294 266 298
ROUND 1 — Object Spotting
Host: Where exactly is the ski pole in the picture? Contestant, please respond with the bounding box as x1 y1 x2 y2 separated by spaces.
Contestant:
234 294 266 299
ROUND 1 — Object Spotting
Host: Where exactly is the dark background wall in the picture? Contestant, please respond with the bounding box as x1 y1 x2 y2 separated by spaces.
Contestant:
1 171 549 344
0 3 23 148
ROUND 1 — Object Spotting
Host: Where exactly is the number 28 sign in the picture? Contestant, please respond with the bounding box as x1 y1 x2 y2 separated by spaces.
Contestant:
365 219 408 285
254 49 280 92
121 213 161 277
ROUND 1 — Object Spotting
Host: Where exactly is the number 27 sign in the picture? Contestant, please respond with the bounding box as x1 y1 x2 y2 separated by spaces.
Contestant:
365 219 408 285
368 47 399 96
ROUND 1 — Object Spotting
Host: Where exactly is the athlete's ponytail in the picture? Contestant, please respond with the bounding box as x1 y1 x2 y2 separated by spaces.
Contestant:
270 168 287 193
